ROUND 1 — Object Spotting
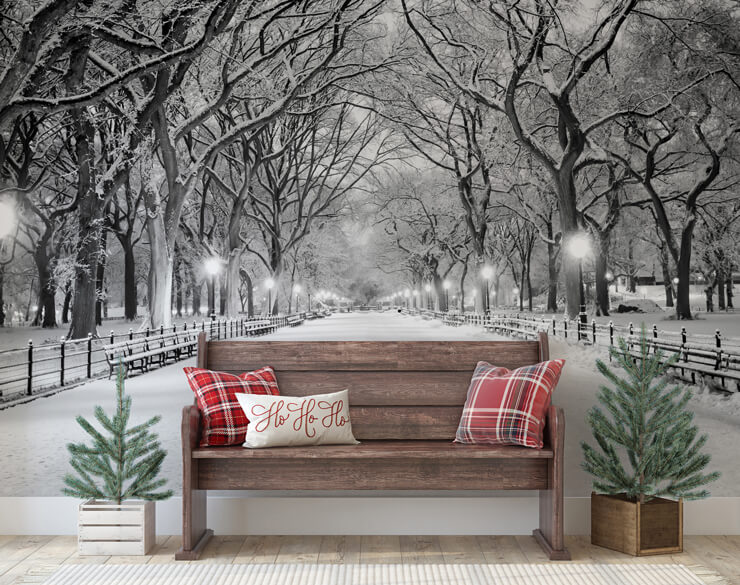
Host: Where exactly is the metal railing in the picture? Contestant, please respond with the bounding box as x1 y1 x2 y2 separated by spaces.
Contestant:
403 308 740 392
0 314 306 402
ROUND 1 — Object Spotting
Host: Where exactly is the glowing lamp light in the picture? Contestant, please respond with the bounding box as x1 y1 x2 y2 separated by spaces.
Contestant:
199 305 208 314
0 200 17 238
443 280 451 290
424 284 431 292
413 290 419 296
481 265 494 280
293 284 301 293
513 288 519 296
204 257 221 276
265 278 275 290
566 233 591 259
605 271 614 281
672 277 679 285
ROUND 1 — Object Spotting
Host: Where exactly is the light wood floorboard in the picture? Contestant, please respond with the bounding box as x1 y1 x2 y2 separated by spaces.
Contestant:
0 534 736 584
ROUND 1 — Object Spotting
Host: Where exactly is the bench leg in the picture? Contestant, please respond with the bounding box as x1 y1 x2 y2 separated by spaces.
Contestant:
175 464 211 560
534 410 570 560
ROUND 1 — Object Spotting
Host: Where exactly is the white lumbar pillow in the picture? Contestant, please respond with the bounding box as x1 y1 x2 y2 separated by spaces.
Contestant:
236 389 359 448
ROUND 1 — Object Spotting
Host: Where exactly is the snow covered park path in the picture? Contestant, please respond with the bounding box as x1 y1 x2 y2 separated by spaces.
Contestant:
1 311 737 498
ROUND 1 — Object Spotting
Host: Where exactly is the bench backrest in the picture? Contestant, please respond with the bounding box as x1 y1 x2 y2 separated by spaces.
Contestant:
198 332 549 441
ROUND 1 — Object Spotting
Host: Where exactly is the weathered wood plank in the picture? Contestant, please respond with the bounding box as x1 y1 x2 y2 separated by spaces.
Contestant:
233 535 282 564
276 535 322 563
193 441 554 460
439 535 486 564
206 340 540 372
197 457 549 490
219 371 474 406
400 536 444 564
318 536 361 564
360 536 402 564
476 535 528 564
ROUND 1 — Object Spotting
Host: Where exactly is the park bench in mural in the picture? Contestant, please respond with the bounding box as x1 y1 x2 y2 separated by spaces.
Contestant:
287 315 305 327
176 331 569 561
103 330 198 377
241 319 275 336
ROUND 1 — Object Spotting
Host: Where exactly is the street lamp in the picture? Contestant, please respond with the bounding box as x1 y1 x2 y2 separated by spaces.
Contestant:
265 277 275 315
424 283 431 309
412 289 419 309
204 257 222 318
481 265 493 315
443 280 450 312
403 288 410 309
566 232 591 338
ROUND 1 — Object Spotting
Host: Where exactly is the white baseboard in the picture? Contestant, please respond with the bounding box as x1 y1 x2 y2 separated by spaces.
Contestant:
1 496 738 536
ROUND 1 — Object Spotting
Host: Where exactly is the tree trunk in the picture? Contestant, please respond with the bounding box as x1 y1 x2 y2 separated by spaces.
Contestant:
62 285 71 324
174 251 183 317
219 277 227 315
433 273 447 312
717 268 726 311
555 170 583 319
593 235 610 317
66 43 101 340
32 243 57 328
118 235 138 321
145 207 173 329
206 277 215 316
0 267 4 327
659 244 673 308
547 239 559 313
225 250 242 318
675 223 695 320
191 273 202 317
727 271 734 309
240 269 254 317
95 227 108 327
68 210 102 339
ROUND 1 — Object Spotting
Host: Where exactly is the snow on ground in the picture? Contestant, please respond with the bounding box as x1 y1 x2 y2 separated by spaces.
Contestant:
0 310 737 498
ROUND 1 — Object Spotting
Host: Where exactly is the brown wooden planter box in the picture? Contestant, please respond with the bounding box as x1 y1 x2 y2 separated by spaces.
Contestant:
591 492 683 556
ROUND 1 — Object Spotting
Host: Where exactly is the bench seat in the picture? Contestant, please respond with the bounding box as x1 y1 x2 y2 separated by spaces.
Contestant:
192 440 554 460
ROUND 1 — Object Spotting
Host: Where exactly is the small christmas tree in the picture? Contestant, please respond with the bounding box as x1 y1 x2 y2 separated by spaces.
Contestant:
581 325 719 503
62 363 173 503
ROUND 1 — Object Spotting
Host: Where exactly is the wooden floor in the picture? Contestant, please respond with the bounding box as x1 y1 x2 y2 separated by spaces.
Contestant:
0 534 738 584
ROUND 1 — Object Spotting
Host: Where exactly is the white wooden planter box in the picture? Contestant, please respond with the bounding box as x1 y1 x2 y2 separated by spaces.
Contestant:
78 500 155 555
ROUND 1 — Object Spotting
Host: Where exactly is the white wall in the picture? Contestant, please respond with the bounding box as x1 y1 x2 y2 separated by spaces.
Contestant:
1 496 739 536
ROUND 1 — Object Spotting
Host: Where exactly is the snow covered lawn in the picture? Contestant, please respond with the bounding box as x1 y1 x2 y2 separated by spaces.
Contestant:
0 311 736 498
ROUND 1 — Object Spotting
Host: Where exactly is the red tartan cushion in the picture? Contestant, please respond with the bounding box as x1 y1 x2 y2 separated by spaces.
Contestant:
183 366 280 447
454 359 565 449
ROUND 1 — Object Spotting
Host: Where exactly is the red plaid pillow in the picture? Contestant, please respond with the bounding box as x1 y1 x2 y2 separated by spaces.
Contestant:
454 359 565 449
183 366 280 447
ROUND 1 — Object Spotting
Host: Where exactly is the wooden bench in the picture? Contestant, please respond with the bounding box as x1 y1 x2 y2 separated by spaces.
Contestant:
443 314 465 327
103 330 198 377
242 319 274 336
287 315 304 327
176 332 568 561
626 336 740 392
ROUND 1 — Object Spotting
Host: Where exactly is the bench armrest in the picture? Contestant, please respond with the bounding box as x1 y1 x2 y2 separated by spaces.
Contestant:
182 404 202 457
543 405 565 453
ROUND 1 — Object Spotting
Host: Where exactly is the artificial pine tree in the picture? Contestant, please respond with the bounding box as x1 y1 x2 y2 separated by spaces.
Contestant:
62 363 173 503
581 325 719 504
